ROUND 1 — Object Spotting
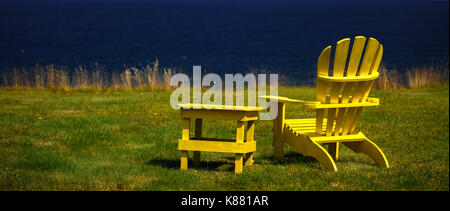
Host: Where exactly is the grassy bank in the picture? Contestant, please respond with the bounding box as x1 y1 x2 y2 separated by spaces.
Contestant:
0 85 448 190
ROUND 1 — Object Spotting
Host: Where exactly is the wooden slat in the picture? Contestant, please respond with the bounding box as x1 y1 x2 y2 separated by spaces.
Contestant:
285 118 319 123
349 107 364 134
333 37 364 136
318 46 332 77
333 107 346 136
181 109 259 121
346 36 366 76
359 38 380 76
362 80 375 101
310 132 366 143
346 38 381 134
340 37 367 135
342 79 366 135
333 38 350 77
330 38 350 137
317 72 379 82
338 37 364 135
370 44 383 74
326 105 337 136
316 46 331 135
290 126 327 130
178 139 256 153
178 103 263 111
335 82 354 135
342 107 357 135
325 38 349 137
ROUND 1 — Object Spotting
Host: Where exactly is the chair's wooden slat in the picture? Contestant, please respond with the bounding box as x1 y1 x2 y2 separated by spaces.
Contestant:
342 107 356 135
318 46 332 77
360 44 383 102
316 46 331 135
333 38 350 77
326 38 349 136
346 36 366 77
333 108 346 136
335 81 354 135
347 38 382 134
370 44 383 74
342 78 365 135
338 37 366 135
359 38 380 76
325 94 337 136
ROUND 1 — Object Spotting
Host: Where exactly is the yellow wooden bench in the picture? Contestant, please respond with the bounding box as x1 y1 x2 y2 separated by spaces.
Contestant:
262 36 389 171
177 104 263 174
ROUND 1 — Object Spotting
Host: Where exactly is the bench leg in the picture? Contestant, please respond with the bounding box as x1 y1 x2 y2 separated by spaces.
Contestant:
235 153 243 174
235 121 245 174
181 151 188 170
193 119 202 166
245 121 255 167
194 151 201 166
180 118 190 171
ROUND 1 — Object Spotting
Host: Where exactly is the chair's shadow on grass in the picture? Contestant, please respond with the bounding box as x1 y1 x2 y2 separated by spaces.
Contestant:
259 151 318 165
261 151 382 167
145 157 236 171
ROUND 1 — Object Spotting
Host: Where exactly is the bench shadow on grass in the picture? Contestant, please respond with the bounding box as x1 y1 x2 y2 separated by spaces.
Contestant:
146 152 321 171
145 157 236 172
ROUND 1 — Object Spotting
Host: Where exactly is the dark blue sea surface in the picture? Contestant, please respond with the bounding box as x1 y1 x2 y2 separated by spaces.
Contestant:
0 0 448 77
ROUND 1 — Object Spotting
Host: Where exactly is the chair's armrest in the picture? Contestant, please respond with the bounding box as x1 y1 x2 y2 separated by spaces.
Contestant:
259 96 379 109
311 97 380 109
259 95 320 106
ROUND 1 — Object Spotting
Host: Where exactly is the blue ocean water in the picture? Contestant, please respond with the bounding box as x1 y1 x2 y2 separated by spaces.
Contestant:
0 0 448 78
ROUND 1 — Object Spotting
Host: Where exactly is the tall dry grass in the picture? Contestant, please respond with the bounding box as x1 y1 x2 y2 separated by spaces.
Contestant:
0 61 447 90
0 60 174 90
373 64 449 89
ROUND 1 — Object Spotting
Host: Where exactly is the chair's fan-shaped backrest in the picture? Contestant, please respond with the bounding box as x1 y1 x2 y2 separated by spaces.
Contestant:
315 36 383 136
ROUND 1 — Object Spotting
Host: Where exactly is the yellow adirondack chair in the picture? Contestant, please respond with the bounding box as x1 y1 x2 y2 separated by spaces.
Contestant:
264 36 389 171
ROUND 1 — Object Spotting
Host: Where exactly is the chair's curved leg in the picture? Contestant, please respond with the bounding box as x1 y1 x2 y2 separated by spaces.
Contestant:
306 140 338 172
343 138 389 168
285 130 338 171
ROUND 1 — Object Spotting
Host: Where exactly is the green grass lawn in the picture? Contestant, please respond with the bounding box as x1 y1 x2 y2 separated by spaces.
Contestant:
0 86 448 190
